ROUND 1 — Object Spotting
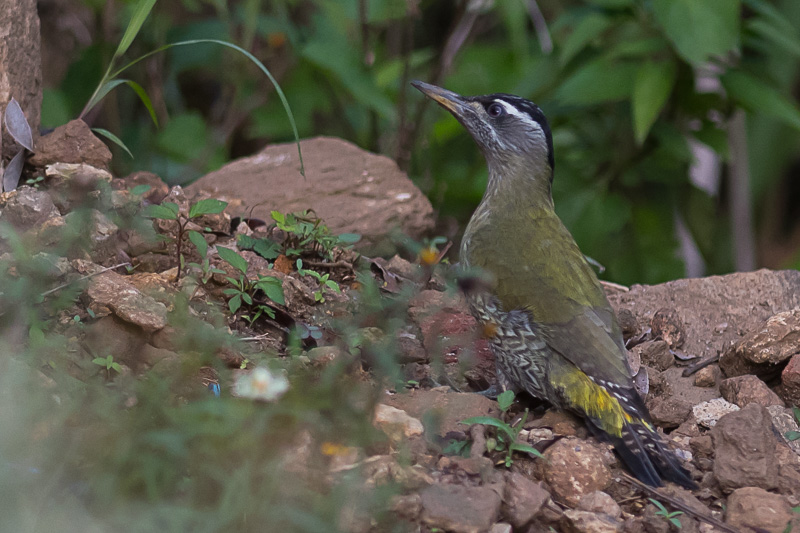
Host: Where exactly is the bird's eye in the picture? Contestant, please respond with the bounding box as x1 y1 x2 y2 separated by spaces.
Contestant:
487 103 505 118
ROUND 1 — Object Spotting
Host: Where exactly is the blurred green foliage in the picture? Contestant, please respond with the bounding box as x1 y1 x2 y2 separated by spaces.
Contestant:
41 0 800 285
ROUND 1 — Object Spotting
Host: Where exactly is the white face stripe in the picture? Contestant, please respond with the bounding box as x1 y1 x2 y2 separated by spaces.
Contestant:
494 99 545 137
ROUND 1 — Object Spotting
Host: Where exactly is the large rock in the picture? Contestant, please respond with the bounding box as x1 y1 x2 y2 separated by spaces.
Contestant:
542 438 612 506
187 137 434 255
0 0 41 159
28 120 112 170
607 270 800 408
502 472 549 528
719 375 784 408
607 270 800 362
87 271 168 332
725 487 795 533
711 403 778 493
720 308 800 379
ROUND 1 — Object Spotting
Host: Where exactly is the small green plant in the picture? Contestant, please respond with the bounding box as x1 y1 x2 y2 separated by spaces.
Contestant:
786 406 800 442
296 259 341 303
24 176 45 189
217 246 285 322
460 390 544 467
92 354 122 378
649 498 684 529
142 197 228 282
272 211 360 260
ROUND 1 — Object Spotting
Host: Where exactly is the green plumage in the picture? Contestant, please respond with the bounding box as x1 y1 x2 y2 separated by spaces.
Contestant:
413 80 696 489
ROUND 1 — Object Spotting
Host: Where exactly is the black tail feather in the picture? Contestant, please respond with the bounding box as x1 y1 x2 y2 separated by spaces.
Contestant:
588 419 697 490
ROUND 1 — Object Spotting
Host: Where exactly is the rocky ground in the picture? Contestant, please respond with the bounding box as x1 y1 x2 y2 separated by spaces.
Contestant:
2 122 800 533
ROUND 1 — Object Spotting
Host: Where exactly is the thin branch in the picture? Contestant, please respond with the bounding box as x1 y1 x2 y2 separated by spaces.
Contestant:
526 0 553 54
620 473 739 533
728 110 756 271
41 262 132 297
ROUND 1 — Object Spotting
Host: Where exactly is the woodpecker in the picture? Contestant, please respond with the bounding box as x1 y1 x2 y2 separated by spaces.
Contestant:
413 80 695 489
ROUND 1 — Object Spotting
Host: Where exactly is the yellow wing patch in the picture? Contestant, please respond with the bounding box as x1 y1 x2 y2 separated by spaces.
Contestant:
551 366 633 437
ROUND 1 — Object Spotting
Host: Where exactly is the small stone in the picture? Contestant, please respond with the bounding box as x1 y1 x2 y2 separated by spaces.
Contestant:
578 491 621 520
693 365 720 388
719 374 784 408
384 254 419 280
647 396 692 429
530 409 587 438
86 271 168 332
689 435 713 459
382 389 500 438
543 438 612 506
769 404 800 455
693 398 739 428
390 493 421 521
396 328 428 364
651 308 685 348
617 308 638 340
305 345 346 366
503 471 550 528
420 483 502 533
488 523 512 533
562 510 622 533
373 404 423 443
725 487 793 533
631 340 673 372
0 186 60 232
781 353 800 406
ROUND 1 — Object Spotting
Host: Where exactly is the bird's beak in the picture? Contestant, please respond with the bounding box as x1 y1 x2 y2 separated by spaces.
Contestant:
411 80 469 117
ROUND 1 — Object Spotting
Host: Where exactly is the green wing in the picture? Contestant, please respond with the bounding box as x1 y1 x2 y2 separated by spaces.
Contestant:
465 206 633 386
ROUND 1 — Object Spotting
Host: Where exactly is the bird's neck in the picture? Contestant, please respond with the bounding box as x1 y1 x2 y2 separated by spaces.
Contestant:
483 158 554 215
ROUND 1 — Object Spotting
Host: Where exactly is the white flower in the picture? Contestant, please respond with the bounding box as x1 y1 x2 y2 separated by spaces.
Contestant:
233 367 289 401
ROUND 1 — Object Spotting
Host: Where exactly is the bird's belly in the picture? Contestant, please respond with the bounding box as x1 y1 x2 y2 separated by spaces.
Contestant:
490 327 551 401
465 289 553 401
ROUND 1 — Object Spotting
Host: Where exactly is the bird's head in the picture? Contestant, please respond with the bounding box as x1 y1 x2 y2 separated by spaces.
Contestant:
412 81 554 191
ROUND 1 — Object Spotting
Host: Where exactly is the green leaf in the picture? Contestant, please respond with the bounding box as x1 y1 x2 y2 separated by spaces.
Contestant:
721 70 800 132
253 239 281 260
556 59 638 106
337 233 362 244
242 293 253 305
792 406 800 422
142 202 179 220
217 246 249 275
228 294 242 314
123 79 159 127
786 431 800 441
632 60 677 144
560 13 612 66
115 0 157 59
187 230 208 258
651 0 740 65
189 198 228 218
497 390 515 412
130 184 152 196
92 128 134 159
509 443 546 459
255 277 285 305
460 416 515 439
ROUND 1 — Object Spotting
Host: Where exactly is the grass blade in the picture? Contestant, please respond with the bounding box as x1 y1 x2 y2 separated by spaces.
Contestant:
92 128 134 159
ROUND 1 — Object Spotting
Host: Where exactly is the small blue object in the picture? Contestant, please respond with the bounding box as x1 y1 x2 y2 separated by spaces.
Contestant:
208 382 221 397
